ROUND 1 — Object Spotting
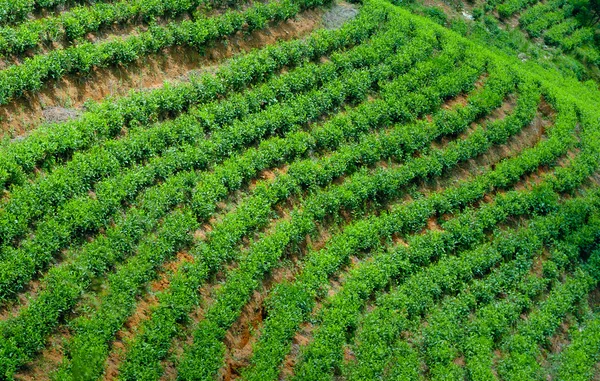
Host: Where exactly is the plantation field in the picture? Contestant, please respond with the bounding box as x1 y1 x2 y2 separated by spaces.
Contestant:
405 0 600 81
0 0 599 380
476 0 600 65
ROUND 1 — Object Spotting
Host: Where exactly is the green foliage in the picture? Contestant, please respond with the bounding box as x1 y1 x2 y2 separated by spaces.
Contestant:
0 0 328 107
555 311 600 380
0 0 222 56
0 0 599 380
0 0 382 193
0 33 398 373
570 0 600 25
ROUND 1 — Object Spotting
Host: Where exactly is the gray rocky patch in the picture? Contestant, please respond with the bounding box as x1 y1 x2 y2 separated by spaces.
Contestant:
322 2 359 30
42 106 82 124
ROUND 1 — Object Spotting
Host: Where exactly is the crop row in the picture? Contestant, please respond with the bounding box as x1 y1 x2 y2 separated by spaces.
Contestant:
519 1 566 37
55 210 199 381
290 74 600 379
397 263 544 380
240 63 521 380
554 312 600 381
0 13 412 249
278 97 559 380
0 59 338 246
117 40 485 380
497 249 600 380
408 109 600 380
1 0 599 379
0 20 442 375
358 112 600 380
353 200 600 381
0 0 391 191
0 58 393 304
544 20 594 51
287 74 600 380
413 215 600 381
0 13 445 294
496 0 538 19
0 171 200 378
284 87 566 380
483 0 596 57
0 0 329 106
0 0 109 25
84 41 478 378
42 31 438 379
0 0 214 55
177 59 542 380
291 178 595 381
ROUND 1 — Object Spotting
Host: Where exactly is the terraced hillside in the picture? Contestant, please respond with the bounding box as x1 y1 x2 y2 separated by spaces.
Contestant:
0 0 599 380
404 0 600 80
477 0 599 64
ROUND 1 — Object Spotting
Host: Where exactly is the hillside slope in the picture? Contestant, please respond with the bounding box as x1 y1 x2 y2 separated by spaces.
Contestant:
0 0 598 380
403 0 600 81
